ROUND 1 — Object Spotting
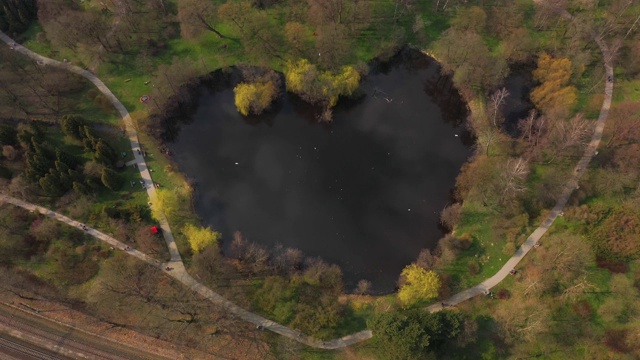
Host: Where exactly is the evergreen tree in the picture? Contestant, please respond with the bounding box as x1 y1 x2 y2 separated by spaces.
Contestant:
39 170 64 196
82 126 97 151
72 181 89 195
24 145 53 181
55 149 78 169
17 130 34 151
93 139 117 166
101 168 123 190
61 115 86 139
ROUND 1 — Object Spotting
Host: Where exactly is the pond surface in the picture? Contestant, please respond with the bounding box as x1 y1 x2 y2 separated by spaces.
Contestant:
502 62 535 136
171 51 471 293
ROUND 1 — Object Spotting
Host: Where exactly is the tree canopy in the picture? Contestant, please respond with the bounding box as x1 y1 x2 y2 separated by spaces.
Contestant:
234 81 277 116
530 52 578 115
397 264 441 306
182 223 221 254
368 310 464 360
285 59 360 108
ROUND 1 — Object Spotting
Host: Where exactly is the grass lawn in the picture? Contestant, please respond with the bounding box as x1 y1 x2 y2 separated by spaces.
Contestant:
613 77 640 102
442 200 530 291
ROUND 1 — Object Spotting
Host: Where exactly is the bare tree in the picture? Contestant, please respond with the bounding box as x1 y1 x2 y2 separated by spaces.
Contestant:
500 158 529 201
533 0 568 29
230 231 249 260
518 109 546 148
605 101 640 147
490 87 510 128
99 255 161 305
440 203 462 230
272 244 304 274
416 249 436 271
355 279 372 295
245 242 271 273
177 0 227 39
550 113 591 157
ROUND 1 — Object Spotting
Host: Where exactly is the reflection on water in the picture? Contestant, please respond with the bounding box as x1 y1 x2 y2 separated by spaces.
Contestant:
171 50 472 293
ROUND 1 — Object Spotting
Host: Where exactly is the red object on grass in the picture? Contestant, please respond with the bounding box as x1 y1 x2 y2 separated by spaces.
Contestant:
150 225 158 234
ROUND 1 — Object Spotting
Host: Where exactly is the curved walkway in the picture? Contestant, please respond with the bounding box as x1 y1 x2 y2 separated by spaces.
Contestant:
427 34 614 312
0 194 372 350
0 31 370 349
0 24 614 347
0 31 182 265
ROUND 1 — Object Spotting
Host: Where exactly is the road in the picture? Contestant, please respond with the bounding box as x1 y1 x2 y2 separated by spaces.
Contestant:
0 19 614 348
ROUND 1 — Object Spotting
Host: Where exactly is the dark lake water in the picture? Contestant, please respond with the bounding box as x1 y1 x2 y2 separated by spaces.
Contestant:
503 62 535 136
171 51 471 292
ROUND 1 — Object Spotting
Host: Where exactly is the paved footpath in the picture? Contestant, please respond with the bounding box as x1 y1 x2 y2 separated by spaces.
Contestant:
0 193 372 350
0 30 371 349
426 32 614 312
0 31 182 265
0 23 614 346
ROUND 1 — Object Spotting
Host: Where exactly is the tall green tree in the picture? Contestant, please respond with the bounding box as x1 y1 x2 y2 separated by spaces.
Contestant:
61 115 86 139
93 139 117 166
100 168 123 190
368 311 431 360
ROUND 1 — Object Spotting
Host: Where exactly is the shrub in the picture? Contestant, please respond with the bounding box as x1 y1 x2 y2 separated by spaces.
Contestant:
603 329 632 354
572 300 593 319
496 289 510 300
595 257 629 273
502 241 516 256
467 259 481 275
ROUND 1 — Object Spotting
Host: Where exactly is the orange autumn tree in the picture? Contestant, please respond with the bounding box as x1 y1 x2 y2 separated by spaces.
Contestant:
530 52 577 115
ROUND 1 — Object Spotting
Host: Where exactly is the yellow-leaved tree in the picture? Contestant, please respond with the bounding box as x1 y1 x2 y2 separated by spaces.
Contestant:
151 186 192 223
530 52 577 115
284 59 360 110
397 264 441 306
182 223 221 253
233 81 277 116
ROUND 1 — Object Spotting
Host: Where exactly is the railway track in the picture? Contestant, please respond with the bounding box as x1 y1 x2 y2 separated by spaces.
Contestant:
0 335 62 360
0 307 138 360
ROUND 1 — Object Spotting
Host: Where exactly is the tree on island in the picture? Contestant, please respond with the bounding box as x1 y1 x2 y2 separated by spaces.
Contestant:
284 59 360 122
